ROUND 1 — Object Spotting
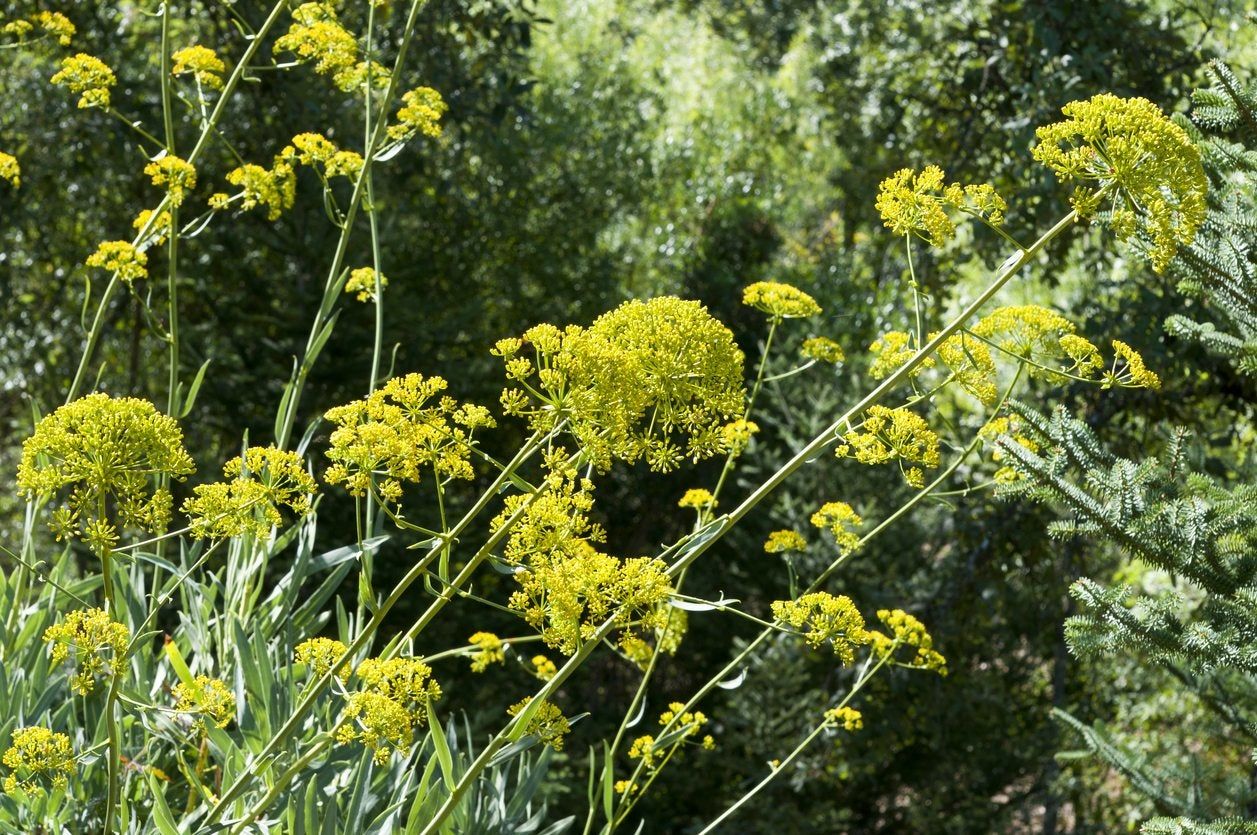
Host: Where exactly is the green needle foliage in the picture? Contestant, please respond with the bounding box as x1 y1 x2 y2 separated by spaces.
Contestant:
998 61 1257 835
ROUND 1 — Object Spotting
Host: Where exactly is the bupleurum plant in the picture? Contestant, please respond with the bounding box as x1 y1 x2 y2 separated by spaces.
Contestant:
0 3 1211 832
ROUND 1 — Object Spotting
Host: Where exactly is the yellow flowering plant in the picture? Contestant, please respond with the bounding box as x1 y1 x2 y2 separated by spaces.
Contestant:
0 3 1206 831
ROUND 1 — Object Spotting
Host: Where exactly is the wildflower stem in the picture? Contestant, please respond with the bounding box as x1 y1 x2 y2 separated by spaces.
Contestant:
695 650 894 834
65 0 291 404
203 428 548 824
667 210 1076 580
273 0 428 450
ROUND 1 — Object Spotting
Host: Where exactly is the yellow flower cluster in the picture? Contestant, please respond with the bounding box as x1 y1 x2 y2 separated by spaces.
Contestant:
875 165 1006 246
622 702 714 791
1058 334 1105 377
563 297 747 471
2 728 74 796
223 160 296 221
144 155 197 206
279 132 364 180
18 394 195 549
531 655 557 681
133 209 174 247
507 698 571 751
173 675 236 731
678 488 716 511
801 336 845 364
771 592 869 665
339 692 412 764
868 609 947 675
1032 94 1207 273
183 446 316 540
810 501 863 556
388 87 448 142
86 240 148 284
935 332 998 404
823 705 863 731
323 373 495 503
43 608 129 695
868 331 932 380
468 632 505 673
837 405 940 488
50 53 115 108
0 151 18 188
345 266 387 302
3 11 75 45
510 542 674 656
336 657 442 763
721 419 759 456
294 637 350 680
972 304 1076 358
620 605 687 670
742 281 822 319
274 3 386 93
763 529 807 553
171 45 225 89
1108 340 1161 390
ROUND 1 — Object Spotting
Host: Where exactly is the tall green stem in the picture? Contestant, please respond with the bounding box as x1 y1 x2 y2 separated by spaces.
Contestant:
65 0 290 405
422 211 1079 835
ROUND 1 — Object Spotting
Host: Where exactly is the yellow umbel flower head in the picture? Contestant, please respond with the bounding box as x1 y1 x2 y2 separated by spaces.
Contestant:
173 675 236 731
388 87 448 142
345 266 387 302
721 419 759 456
336 692 413 764
508 698 571 751
355 657 442 720
678 488 716 511
763 529 807 554
2 728 75 796
323 373 495 503
6 12 75 45
868 608 947 675
562 297 746 472
741 281 822 319
43 607 129 695
868 331 933 380
876 165 1006 247
86 240 147 285
531 655 558 681
1032 94 1207 273
171 45 225 89
810 501 863 556
294 637 350 680
1107 340 1162 390
132 209 174 247
18 394 195 548
935 332 998 404
0 151 19 188
274 3 361 92
823 706 863 732
509 541 674 655
467 632 506 673
225 161 295 220
50 53 115 108
1058 334 1105 378
771 592 869 664
36 12 75 45
837 405 940 487
144 155 197 206
183 446 316 540
801 336 844 364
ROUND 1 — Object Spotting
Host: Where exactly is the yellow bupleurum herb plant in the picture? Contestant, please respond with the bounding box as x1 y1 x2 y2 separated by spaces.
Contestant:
0 6 1205 831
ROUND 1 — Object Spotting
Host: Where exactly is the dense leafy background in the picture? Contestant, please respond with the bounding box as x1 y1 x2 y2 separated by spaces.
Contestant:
2 0 1254 831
